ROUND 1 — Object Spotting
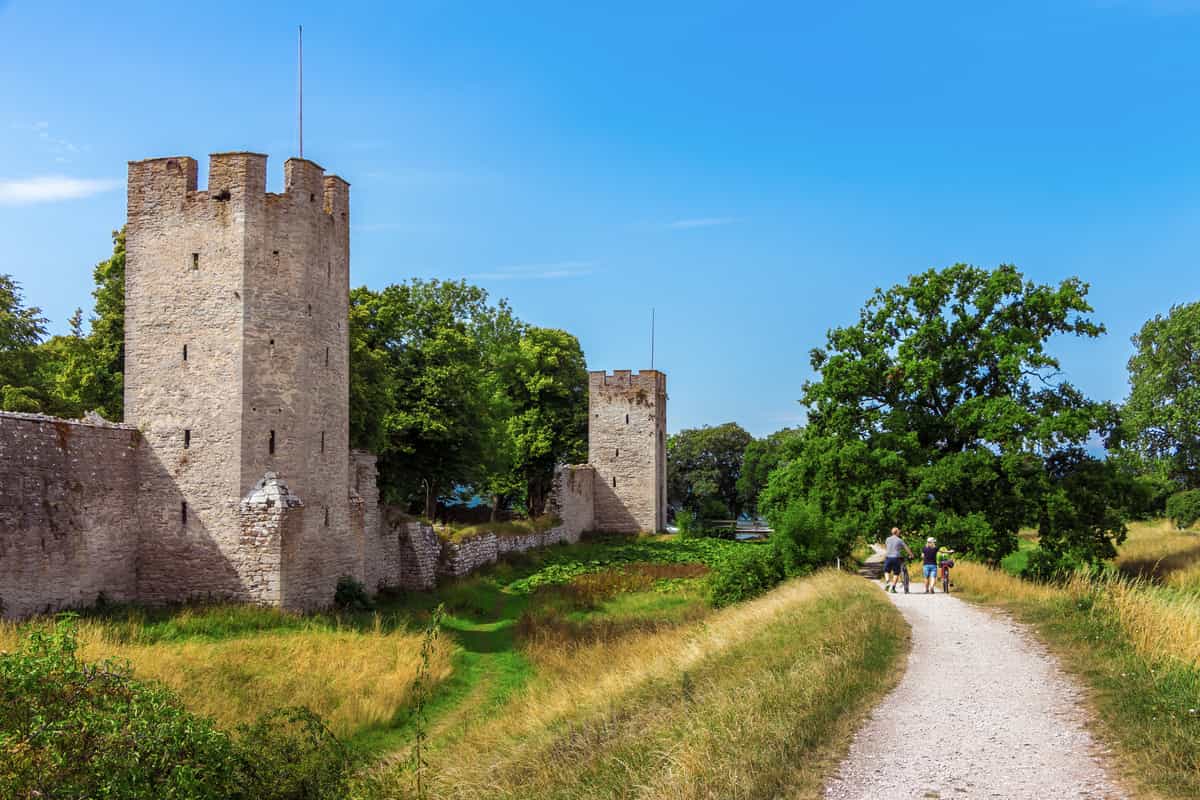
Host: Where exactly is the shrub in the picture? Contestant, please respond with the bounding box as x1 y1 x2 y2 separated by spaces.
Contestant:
333 575 372 610
675 509 698 538
1167 490 1200 530
707 545 782 607
0 618 349 800
770 499 832 576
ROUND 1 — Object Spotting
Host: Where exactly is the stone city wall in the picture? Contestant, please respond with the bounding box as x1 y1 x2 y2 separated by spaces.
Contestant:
0 413 142 617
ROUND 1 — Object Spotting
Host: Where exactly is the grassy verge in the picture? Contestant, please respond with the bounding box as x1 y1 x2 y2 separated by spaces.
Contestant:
955 561 1200 798
354 571 908 800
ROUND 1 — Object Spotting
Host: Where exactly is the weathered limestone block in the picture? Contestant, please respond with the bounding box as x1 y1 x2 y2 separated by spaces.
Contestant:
237 472 302 606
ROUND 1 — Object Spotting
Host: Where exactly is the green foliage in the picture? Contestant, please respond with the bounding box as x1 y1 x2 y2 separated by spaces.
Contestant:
1167 490 1200 530
334 576 372 611
766 264 1118 565
0 273 47 411
707 545 782 607
667 422 754 517
736 427 802 514
674 509 698 538
1122 300 1200 488
0 618 348 800
769 499 836 577
349 282 587 518
493 327 587 516
233 708 348 800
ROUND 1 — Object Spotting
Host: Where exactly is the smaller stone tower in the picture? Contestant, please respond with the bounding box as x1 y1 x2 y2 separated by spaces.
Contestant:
588 370 667 532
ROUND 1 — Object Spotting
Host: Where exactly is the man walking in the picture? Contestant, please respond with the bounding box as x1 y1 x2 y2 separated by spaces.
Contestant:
883 527 913 594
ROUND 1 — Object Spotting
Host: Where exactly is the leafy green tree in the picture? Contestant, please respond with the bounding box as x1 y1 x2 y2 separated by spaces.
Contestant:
500 327 588 517
349 280 496 516
1121 300 1200 488
763 263 1120 565
736 427 802 515
0 273 47 411
667 423 753 518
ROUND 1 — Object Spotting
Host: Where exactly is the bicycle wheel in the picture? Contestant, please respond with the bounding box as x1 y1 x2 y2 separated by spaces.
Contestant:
902 565 910 593
942 570 949 594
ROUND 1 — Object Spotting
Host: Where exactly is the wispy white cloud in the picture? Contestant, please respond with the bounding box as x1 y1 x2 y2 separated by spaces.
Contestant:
464 261 594 281
663 217 738 230
11 121 87 162
0 176 121 206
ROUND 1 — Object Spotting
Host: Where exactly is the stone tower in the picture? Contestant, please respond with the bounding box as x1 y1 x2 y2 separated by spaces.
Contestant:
588 370 667 532
124 152 355 608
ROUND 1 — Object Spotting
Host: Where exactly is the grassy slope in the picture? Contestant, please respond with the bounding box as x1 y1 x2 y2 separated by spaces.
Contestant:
955 560 1200 799
355 571 908 800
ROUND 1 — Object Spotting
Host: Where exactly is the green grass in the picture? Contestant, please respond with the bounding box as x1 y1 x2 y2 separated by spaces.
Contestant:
1000 534 1039 576
352 572 908 800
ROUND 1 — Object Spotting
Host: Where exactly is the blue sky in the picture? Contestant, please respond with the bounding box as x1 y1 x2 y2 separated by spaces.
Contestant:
2 0 1198 436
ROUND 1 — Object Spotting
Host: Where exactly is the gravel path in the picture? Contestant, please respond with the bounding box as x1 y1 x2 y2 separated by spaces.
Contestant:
823 579 1125 800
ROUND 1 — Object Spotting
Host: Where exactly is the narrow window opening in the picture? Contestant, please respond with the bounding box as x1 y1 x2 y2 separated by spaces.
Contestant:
269 338 275 354
615 448 619 457
214 188 231 202
183 429 191 449
191 252 199 270
625 414 629 425
327 262 331 282
307 304 312 317
269 430 276 455
181 502 188 525
324 506 330 526
612 477 617 488
182 344 188 361
272 249 280 257
325 347 329 367
310 192 316 202
320 431 325 453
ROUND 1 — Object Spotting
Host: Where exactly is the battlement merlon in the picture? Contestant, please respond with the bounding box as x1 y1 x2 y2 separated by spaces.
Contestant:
127 153 347 217
588 369 667 395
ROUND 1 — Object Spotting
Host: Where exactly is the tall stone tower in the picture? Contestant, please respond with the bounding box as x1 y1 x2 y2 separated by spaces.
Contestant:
124 152 355 608
588 370 667 532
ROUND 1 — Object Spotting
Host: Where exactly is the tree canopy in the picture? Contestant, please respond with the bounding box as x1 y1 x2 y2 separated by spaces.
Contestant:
667 423 753 518
1121 300 1200 489
736 427 802 515
762 263 1123 566
348 280 587 517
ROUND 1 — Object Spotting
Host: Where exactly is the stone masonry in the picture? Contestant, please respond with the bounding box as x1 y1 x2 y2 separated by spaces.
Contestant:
0 147 668 618
588 370 668 533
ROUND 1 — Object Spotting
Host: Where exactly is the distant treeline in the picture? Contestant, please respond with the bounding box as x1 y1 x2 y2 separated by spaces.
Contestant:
0 228 587 519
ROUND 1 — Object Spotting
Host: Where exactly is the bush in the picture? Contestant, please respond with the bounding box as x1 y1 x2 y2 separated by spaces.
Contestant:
0 618 349 800
1167 490 1200 530
675 509 698 538
707 545 783 607
333 575 372 610
770 499 832 576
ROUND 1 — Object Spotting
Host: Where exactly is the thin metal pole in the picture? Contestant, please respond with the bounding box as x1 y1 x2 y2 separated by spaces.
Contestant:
298 25 304 158
651 307 655 371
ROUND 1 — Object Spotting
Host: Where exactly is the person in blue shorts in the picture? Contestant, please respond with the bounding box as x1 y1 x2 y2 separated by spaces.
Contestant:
883 527 913 593
922 536 939 593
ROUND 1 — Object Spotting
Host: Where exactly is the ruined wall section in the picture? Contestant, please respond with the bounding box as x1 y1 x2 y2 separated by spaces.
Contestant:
125 154 257 602
0 413 141 617
352 452 395 591
588 370 667 533
547 464 596 538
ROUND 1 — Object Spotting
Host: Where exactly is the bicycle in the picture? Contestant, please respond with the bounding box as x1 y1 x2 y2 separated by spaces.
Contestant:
940 558 955 594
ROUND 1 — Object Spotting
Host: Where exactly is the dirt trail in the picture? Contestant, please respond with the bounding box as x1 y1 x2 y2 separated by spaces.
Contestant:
824 572 1124 800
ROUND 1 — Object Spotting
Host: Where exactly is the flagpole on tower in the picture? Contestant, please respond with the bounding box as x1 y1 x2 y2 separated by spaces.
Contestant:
298 25 304 159
651 308 656 371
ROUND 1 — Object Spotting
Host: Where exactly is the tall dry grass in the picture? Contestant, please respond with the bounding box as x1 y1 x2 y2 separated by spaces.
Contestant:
956 559 1200 667
356 571 907 800
0 618 453 737
1116 519 1200 589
